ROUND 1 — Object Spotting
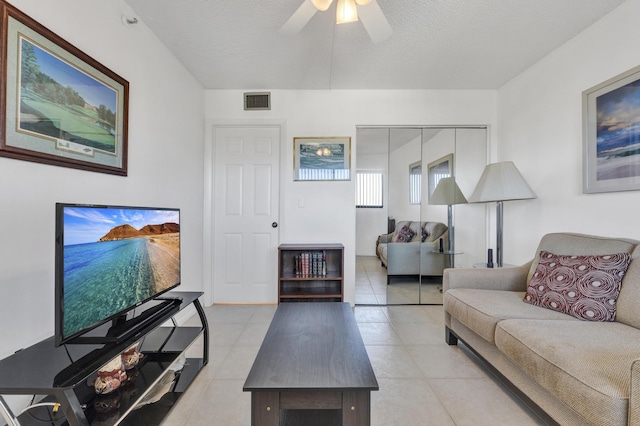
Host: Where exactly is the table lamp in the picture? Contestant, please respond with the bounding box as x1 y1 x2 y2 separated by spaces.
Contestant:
429 176 467 254
468 161 536 267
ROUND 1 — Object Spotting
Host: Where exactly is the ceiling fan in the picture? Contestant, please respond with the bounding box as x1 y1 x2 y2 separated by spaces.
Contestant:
280 0 392 43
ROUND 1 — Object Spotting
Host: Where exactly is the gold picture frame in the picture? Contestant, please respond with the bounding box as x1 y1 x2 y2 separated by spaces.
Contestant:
293 136 351 181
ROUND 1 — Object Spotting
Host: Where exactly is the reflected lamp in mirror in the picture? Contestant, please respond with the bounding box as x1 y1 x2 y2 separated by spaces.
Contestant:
469 161 536 267
429 177 467 254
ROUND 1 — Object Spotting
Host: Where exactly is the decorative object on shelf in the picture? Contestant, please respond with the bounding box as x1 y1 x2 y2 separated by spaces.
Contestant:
487 248 494 268
469 161 536 267
583 64 640 194
280 0 392 43
121 342 143 370
429 176 467 254
0 1 129 176
94 356 127 395
294 136 351 181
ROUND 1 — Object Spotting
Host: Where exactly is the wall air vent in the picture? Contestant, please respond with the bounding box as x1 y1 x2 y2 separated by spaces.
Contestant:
244 92 271 110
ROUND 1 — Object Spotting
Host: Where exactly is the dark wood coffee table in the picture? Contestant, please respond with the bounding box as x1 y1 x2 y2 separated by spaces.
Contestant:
243 302 378 426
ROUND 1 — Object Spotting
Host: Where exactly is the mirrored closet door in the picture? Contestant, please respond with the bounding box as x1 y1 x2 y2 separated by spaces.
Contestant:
355 126 488 305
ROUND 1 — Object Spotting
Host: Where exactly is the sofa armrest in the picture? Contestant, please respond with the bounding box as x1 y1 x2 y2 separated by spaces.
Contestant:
630 358 640 426
443 260 533 293
377 233 393 244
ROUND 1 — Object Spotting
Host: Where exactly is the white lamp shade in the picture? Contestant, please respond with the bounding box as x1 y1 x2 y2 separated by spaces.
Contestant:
336 0 358 23
429 177 468 206
311 0 334 11
469 161 536 203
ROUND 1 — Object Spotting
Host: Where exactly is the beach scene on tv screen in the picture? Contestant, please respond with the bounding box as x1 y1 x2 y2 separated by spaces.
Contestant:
62 207 180 338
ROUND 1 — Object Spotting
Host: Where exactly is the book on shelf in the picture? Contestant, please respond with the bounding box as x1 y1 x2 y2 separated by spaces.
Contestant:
293 250 327 277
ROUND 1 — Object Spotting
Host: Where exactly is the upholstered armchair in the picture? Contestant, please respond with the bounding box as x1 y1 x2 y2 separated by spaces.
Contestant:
376 221 450 284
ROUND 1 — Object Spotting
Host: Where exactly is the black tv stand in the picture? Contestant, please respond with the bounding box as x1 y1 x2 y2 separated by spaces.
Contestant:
65 297 183 348
0 291 208 426
106 298 182 339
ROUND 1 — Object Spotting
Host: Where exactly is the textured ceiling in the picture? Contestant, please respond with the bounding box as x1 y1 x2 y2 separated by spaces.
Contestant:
124 0 627 90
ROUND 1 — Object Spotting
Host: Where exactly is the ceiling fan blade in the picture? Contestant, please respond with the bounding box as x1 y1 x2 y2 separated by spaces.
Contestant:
279 0 319 35
358 0 392 43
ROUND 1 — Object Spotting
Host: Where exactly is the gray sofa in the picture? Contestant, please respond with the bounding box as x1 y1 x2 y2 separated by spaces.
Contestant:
443 233 640 425
376 221 449 283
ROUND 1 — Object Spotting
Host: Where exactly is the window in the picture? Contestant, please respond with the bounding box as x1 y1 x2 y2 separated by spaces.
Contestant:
409 161 421 205
356 171 383 208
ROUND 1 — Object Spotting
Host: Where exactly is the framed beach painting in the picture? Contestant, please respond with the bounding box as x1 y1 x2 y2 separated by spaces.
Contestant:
293 136 351 181
583 65 640 193
0 1 129 175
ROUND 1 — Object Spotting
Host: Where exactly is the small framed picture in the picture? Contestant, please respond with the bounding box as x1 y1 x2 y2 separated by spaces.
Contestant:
583 65 640 193
293 136 351 181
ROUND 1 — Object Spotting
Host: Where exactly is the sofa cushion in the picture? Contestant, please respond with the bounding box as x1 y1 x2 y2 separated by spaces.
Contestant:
444 289 577 343
394 225 415 242
495 319 640 426
423 222 447 243
523 251 631 322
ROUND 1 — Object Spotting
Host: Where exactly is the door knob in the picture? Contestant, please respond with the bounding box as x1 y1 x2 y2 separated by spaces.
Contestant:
272 222 278 228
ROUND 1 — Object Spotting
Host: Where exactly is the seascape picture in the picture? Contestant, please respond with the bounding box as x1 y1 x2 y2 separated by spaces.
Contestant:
299 143 345 169
62 207 180 339
596 78 640 181
18 37 118 154
294 137 351 181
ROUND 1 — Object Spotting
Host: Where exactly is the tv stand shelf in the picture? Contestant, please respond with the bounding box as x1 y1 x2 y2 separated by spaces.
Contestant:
0 291 208 426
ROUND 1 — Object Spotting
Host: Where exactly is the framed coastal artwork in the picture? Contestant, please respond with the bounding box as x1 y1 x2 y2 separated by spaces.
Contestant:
583 65 640 193
293 136 351 181
0 1 129 175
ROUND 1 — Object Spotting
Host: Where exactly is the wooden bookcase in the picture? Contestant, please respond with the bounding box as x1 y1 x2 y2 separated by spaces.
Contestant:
278 243 344 303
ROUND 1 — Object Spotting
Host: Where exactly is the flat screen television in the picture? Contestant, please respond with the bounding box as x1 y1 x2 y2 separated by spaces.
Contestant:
55 203 181 346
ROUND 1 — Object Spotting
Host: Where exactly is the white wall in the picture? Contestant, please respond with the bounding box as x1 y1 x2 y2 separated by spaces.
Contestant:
205 90 497 303
0 0 204 365
497 0 640 265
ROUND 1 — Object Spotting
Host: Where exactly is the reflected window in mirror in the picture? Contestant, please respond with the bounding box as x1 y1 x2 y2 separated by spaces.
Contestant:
409 161 421 205
356 171 383 208
427 153 453 201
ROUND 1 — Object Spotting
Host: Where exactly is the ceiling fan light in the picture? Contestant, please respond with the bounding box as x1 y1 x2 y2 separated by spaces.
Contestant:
355 0 371 5
336 0 358 24
311 0 333 12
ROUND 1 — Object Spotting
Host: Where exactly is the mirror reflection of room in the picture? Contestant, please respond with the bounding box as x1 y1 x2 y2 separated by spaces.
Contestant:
355 126 487 306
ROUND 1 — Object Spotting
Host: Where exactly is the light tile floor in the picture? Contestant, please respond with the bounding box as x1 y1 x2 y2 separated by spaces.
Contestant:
356 255 444 305
162 303 549 426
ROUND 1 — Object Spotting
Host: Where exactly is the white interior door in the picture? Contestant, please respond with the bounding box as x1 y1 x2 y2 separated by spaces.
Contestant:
213 125 280 303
